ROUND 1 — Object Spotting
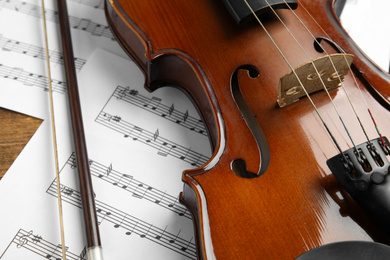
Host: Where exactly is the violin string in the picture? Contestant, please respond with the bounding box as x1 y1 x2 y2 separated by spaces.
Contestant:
242 0 346 156
40 0 68 259
260 0 358 151
281 0 372 145
295 0 386 147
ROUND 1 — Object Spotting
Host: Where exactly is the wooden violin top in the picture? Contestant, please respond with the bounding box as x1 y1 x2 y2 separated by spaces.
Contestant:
105 0 390 258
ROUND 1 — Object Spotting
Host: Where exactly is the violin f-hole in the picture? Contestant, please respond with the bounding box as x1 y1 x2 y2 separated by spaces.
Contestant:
231 159 258 179
230 65 270 178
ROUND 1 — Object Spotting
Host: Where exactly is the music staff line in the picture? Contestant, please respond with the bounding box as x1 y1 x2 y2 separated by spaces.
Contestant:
66 153 192 219
0 229 85 260
70 0 104 10
0 0 114 40
114 86 207 136
95 111 209 167
46 181 197 259
0 34 86 71
0 63 66 93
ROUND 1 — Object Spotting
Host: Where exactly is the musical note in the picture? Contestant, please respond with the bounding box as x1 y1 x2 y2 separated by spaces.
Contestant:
154 191 166 205
169 229 182 244
97 210 111 225
143 96 162 110
140 224 152 238
179 147 205 167
181 237 193 252
117 86 130 99
168 104 175 116
45 244 68 260
1 37 20 53
130 126 144 141
99 163 112 178
153 129 159 141
189 152 202 167
155 225 167 240
101 112 112 121
168 198 179 209
112 173 127 186
61 187 74 197
157 142 177 157
183 110 189 123
120 174 134 189
74 18 88 30
113 214 127 228
178 207 188 217
191 119 205 134
106 163 112 177
127 221 139 236
132 184 152 199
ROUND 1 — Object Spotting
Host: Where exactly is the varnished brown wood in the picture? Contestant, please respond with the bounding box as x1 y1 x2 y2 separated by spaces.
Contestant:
57 0 102 252
105 0 390 259
0 107 42 179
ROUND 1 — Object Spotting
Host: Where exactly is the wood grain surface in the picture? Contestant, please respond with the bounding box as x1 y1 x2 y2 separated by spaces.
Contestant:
106 0 390 258
0 107 42 179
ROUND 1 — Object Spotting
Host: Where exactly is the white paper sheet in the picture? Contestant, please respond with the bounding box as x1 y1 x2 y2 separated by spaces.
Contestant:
0 37 211 260
0 1 210 259
340 0 390 72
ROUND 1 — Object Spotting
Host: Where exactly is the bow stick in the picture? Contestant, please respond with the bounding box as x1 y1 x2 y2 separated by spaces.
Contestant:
48 0 104 259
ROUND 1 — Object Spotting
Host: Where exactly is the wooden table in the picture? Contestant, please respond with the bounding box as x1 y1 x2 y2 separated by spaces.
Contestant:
0 107 42 179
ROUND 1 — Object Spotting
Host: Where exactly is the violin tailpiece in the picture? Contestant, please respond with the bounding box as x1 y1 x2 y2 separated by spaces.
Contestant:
327 137 390 234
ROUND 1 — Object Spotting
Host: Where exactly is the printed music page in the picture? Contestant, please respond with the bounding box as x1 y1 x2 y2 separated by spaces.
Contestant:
0 0 210 259
0 44 211 260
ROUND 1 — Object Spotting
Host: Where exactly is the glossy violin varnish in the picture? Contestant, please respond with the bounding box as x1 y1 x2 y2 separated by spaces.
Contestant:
105 0 390 259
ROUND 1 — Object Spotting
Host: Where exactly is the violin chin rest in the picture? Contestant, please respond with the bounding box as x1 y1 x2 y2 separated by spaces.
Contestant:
295 241 390 260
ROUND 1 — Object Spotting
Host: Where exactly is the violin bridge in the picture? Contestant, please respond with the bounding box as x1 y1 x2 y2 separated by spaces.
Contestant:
277 54 354 107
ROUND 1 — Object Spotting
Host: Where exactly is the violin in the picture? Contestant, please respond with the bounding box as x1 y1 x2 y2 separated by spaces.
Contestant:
104 0 390 258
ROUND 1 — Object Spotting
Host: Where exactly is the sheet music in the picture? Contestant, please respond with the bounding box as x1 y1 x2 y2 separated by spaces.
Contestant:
0 48 210 259
0 0 124 117
0 0 210 259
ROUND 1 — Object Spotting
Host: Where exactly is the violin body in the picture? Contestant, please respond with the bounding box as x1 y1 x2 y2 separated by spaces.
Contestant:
105 0 390 259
